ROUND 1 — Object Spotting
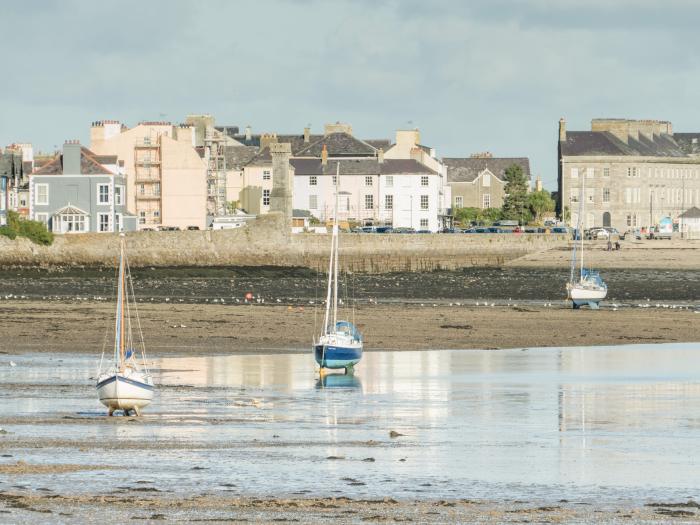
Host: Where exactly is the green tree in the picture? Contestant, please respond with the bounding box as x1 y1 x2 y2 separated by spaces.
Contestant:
453 207 502 227
501 164 530 223
527 190 555 224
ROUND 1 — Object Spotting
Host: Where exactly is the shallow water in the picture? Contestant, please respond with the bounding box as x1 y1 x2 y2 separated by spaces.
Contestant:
1 344 700 505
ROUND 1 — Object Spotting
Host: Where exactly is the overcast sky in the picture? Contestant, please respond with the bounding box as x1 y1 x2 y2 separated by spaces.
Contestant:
2 0 699 188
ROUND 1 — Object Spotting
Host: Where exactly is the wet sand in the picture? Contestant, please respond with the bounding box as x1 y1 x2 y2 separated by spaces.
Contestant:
3 490 697 523
1 300 698 354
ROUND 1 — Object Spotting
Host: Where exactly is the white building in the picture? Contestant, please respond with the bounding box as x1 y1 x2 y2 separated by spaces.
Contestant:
290 156 441 231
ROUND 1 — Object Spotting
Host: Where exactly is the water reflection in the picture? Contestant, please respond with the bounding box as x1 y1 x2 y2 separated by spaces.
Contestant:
2 343 700 502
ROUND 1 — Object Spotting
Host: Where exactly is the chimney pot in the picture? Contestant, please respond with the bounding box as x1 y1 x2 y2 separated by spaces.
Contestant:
378 148 384 164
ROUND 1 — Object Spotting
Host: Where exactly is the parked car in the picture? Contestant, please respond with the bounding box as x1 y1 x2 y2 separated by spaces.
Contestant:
186 225 200 231
621 228 642 240
374 226 393 233
392 227 416 234
585 227 609 240
159 226 180 231
551 226 569 235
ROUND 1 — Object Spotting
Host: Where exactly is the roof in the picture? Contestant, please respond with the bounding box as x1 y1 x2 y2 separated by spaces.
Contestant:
290 158 437 176
560 131 688 157
53 204 90 216
293 209 312 218
674 133 700 156
365 139 392 150
295 132 378 157
224 146 259 169
0 151 24 177
443 157 530 183
32 146 114 176
679 206 700 219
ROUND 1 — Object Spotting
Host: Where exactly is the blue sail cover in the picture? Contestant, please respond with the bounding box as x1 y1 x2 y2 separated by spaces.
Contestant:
582 269 607 289
335 321 363 342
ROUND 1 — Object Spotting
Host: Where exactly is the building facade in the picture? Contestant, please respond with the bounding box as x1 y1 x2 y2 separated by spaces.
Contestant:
444 154 531 210
558 118 700 231
29 141 136 233
89 120 207 230
291 156 441 232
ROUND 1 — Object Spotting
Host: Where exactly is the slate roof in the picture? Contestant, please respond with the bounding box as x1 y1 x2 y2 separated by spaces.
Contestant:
560 131 687 157
290 158 436 176
679 206 700 219
443 157 530 183
295 132 378 157
365 139 392 150
0 151 24 177
32 147 114 175
674 133 700 156
224 145 259 169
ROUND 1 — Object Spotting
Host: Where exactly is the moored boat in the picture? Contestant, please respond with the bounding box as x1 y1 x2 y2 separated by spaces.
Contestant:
96 234 155 416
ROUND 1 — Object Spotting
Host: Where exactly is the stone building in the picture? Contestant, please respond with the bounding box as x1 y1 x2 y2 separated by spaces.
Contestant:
558 118 700 232
444 154 531 210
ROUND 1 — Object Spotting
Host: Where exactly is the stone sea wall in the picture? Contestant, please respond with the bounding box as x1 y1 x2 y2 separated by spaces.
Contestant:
0 214 567 273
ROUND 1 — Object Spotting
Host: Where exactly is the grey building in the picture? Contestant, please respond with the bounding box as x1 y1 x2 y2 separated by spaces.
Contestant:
0 148 26 225
29 141 136 233
558 118 700 232
444 154 531 210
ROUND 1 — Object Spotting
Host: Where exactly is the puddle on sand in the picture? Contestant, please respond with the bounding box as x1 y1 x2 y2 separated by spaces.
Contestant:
1 343 700 505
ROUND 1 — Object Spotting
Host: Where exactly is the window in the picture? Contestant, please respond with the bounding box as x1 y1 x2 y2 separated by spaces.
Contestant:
455 196 463 208
35 183 48 205
115 214 122 232
309 194 318 210
55 214 87 233
365 176 373 187
587 188 594 203
98 213 110 232
385 194 393 210
332 175 338 186
97 183 110 204
35 213 48 224
626 214 638 227
364 194 374 209
420 195 429 210
570 188 579 203
627 167 638 178
262 189 270 206
114 185 124 205
482 173 491 187
603 167 610 177
625 188 631 203
586 167 594 179
154 183 161 196
571 168 579 179
602 188 610 203
309 176 317 186
421 176 429 187
482 193 491 208
385 175 393 187
263 170 271 181
139 211 146 225
140 184 145 195
420 218 429 229
153 210 160 218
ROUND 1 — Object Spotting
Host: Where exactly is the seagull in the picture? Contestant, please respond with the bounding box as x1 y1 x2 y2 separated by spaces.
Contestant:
9 361 17 367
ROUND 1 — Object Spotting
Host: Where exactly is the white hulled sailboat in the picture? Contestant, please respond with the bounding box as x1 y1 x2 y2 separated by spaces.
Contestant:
96 234 154 416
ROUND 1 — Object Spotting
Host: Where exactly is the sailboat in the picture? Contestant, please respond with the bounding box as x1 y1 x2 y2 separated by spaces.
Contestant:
566 175 607 309
313 166 363 373
96 234 155 416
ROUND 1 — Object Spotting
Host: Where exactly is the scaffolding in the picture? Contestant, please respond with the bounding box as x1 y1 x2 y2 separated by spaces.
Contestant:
204 126 227 216
134 136 162 227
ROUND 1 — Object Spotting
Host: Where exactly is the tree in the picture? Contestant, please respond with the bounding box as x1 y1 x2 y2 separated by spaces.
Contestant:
454 207 502 227
501 164 530 223
527 190 555 224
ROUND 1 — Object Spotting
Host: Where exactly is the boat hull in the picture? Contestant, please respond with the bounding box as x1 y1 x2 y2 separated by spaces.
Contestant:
567 284 607 308
314 343 363 370
96 373 154 411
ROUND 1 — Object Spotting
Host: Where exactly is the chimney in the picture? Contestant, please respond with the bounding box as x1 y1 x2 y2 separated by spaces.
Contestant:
63 140 82 175
260 133 278 150
321 144 328 166
303 126 310 143
378 148 384 164
245 125 252 141
559 118 566 142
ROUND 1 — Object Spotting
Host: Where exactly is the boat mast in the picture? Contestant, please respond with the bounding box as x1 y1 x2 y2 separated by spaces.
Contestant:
119 235 126 368
332 163 340 329
580 173 585 281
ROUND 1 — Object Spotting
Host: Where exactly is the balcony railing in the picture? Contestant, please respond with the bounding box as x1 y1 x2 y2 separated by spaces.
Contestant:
136 193 161 200
135 139 160 148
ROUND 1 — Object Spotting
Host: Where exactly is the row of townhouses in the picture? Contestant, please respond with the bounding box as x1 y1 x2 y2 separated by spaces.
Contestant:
1 116 532 233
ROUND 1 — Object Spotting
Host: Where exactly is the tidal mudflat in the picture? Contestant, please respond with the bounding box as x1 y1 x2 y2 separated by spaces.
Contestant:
2 344 700 522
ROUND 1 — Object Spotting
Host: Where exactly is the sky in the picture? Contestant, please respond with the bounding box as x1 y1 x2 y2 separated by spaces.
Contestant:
2 0 700 189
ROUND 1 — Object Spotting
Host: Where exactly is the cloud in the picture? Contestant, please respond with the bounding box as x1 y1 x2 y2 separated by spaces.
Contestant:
1 0 699 188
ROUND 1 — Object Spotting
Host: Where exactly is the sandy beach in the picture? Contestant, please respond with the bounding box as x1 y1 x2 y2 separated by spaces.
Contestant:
1 300 697 355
